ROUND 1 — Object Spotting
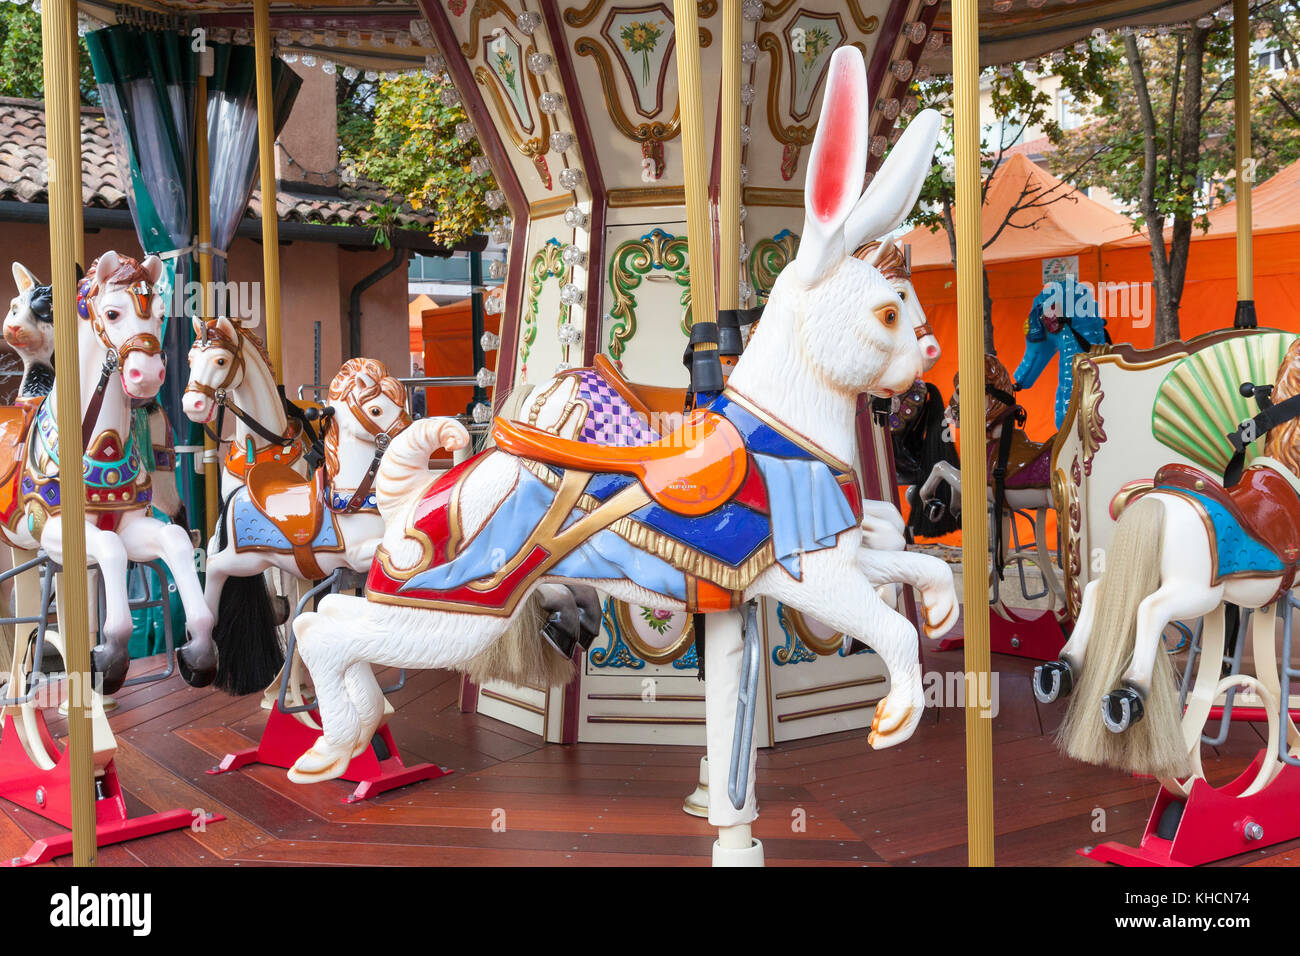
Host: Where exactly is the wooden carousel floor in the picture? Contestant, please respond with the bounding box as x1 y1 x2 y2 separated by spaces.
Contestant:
1 642 1297 867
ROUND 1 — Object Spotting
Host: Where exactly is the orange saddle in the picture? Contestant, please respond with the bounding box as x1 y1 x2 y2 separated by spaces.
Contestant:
246 460 325 547
493 406 748 517
0 400 40 525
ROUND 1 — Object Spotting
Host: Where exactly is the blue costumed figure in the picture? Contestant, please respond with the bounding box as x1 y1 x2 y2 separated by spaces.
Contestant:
1013 281 1108 428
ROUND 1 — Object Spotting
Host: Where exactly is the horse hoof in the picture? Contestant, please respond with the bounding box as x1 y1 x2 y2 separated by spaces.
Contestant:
1033 660 1073 703
542 612 577 659
1101 686 1145 733
177 644 217 689
90 645 128 696
270 595 291 627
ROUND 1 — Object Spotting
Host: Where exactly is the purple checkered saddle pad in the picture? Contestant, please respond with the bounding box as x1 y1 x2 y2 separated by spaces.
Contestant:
571 368 661 447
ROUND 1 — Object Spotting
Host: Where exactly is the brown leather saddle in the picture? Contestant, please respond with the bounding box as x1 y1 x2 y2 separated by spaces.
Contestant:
245 461 334 578
493 406 749 517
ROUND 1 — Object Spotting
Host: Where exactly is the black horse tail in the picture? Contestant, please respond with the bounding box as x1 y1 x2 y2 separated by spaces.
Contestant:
212 572 284 696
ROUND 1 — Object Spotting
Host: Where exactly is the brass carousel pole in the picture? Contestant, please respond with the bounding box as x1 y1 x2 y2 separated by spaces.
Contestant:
253 0 284 382
63 0 84 269
671 0 716 327
40 0 97 867
718 0 741 311
952 0 995 866
1233 0 1255 328
196 76 220 533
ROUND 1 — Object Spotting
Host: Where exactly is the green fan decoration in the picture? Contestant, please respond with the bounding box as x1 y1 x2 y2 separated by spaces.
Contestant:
1151 331 1298 473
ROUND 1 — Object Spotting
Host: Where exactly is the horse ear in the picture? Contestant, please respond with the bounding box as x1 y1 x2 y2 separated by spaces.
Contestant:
93 251 119 286
11 262 37 294
141 255 164 285
844 109 942 250
191 315 205 338
794 46 869 286
214 315 238 341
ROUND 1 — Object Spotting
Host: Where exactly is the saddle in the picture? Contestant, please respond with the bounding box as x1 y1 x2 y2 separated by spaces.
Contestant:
1154 461 1300 589
246 460 329 579
591 354 687 420
0 399 40 527
493 406 748 517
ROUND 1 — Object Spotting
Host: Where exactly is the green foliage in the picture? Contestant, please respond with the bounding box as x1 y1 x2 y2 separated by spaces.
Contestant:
0 5 96 103
338 70 491 247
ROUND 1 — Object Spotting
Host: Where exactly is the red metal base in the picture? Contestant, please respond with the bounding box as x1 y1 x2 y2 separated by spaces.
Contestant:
208 702 452 803
937 606 1067 660
0 712 220 867
1080 749 1300 866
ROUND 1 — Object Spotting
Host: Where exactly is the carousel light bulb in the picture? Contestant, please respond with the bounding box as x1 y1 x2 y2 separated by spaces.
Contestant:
1073 40 1088 53
485 189 507 211
741 41 758 64
517 11 542 35
738 204 747 223
562 245 587 268
480 330 501 351
554 362 574 373
322 30 338 46
471 402 492 424
282 52 299 64
998 64 1013 77
558 284 584 306
395 32 412 49
1197 15 1214 27
476 367 497 388
915 62 932 81
527 52 554 74
558 167 585 190
372 31 388 48
426 54 446 71
557 323 583 345
455 121 476 143
878 98 901 119
484 293 504 315
738 164 750 184
550 130 576 153
740 83 756 105
364 70 379 81
277 29 292 45
213 28 231 44
869 135 888 157
538 91 565 114
487 260 507 280
563 206 589 230
1050 50 1066 64
489 220 512 244
890 59 914 81
742 0 764 21
740 124 751 145
738 279 754 303
322 61 337 75
1156 23 1170 35
470 155 492 177
441 86 462 107
927 32 944 51
738 241 749 261
1215 6 1233 20
301 54 317 67
343 65 360 80
923 0 939 6
347 30 362 47
234 28 251 44
900 95 919 115
300 31 316 47
903 21 927 44
410 19 434 47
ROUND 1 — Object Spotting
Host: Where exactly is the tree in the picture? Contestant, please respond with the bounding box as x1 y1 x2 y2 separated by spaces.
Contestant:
338 70 492 247
903 64 1104 353
0 5 96 103
1052 9 1300 342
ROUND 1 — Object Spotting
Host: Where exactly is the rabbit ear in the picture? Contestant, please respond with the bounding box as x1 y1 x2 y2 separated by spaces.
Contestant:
794 46 869 285
11 262 37 294
844 109 942 251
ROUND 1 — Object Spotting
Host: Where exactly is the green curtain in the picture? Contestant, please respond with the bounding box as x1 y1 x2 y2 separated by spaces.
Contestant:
85 26 301 656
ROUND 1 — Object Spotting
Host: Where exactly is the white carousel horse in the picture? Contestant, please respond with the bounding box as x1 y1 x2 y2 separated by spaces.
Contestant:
1035 334 1300 784
288 49 957 854
0 251 215 692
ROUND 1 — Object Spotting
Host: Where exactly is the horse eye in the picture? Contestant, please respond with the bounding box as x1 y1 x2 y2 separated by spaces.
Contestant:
105 310 120 321
216 357 226 366
369 406 382 416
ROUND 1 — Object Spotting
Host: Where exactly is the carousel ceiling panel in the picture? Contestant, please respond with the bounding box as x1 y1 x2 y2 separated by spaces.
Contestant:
928 0 1228 69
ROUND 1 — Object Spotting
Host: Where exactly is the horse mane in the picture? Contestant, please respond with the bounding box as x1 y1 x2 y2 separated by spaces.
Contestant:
198 318 275 376
81 254 151 305
948 353 1016 433
323 357 406 485
851 239 909 282
1265 336 1300 473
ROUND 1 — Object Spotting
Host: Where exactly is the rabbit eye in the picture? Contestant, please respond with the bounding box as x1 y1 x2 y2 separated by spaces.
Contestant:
876 306 898 328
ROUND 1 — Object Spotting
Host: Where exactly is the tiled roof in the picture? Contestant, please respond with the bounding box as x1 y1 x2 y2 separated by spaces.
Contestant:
0 98 436 230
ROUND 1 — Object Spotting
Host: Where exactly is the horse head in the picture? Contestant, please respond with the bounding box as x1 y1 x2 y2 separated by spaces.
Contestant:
737 47 941 402
5 262 54 365
183 315 256 424
323 357 413 482
947 353 1021 441
79 251 166 401
852 237 939 371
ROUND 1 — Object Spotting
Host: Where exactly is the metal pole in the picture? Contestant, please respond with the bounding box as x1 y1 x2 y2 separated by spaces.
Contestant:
1232 0 1256 329
197 73 220 534
469 251 487 412
718 0 742 311
952 0 995 867
671 0 717 331
63 0 83 269
253 0 284 382
41 0 96 867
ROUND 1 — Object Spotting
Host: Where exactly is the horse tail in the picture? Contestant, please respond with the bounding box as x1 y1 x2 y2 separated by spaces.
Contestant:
1057 495 1190 778
375 418 451 524
461 587 576 689
212 572 284 696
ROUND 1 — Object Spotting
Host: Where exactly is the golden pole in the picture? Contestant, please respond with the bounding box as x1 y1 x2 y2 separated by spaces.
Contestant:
41 0 97 867
952 0 994 867
718 1 741 312
1233 0 1253 306
64 0 84 269
197 75 220 534
253 0 283 383
671 0 717 329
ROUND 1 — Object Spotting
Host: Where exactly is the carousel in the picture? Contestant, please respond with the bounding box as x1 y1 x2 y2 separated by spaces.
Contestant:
0 0 1289 870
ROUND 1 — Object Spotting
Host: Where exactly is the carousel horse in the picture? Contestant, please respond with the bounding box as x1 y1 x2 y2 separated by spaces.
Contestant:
1014 282 1106 428
0 251 215 693
1034 334 1300 781
288 50 958 857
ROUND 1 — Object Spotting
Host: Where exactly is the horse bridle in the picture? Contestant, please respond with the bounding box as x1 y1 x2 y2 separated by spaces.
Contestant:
186 323 305 451
334 380 413 513
80 280 164 449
